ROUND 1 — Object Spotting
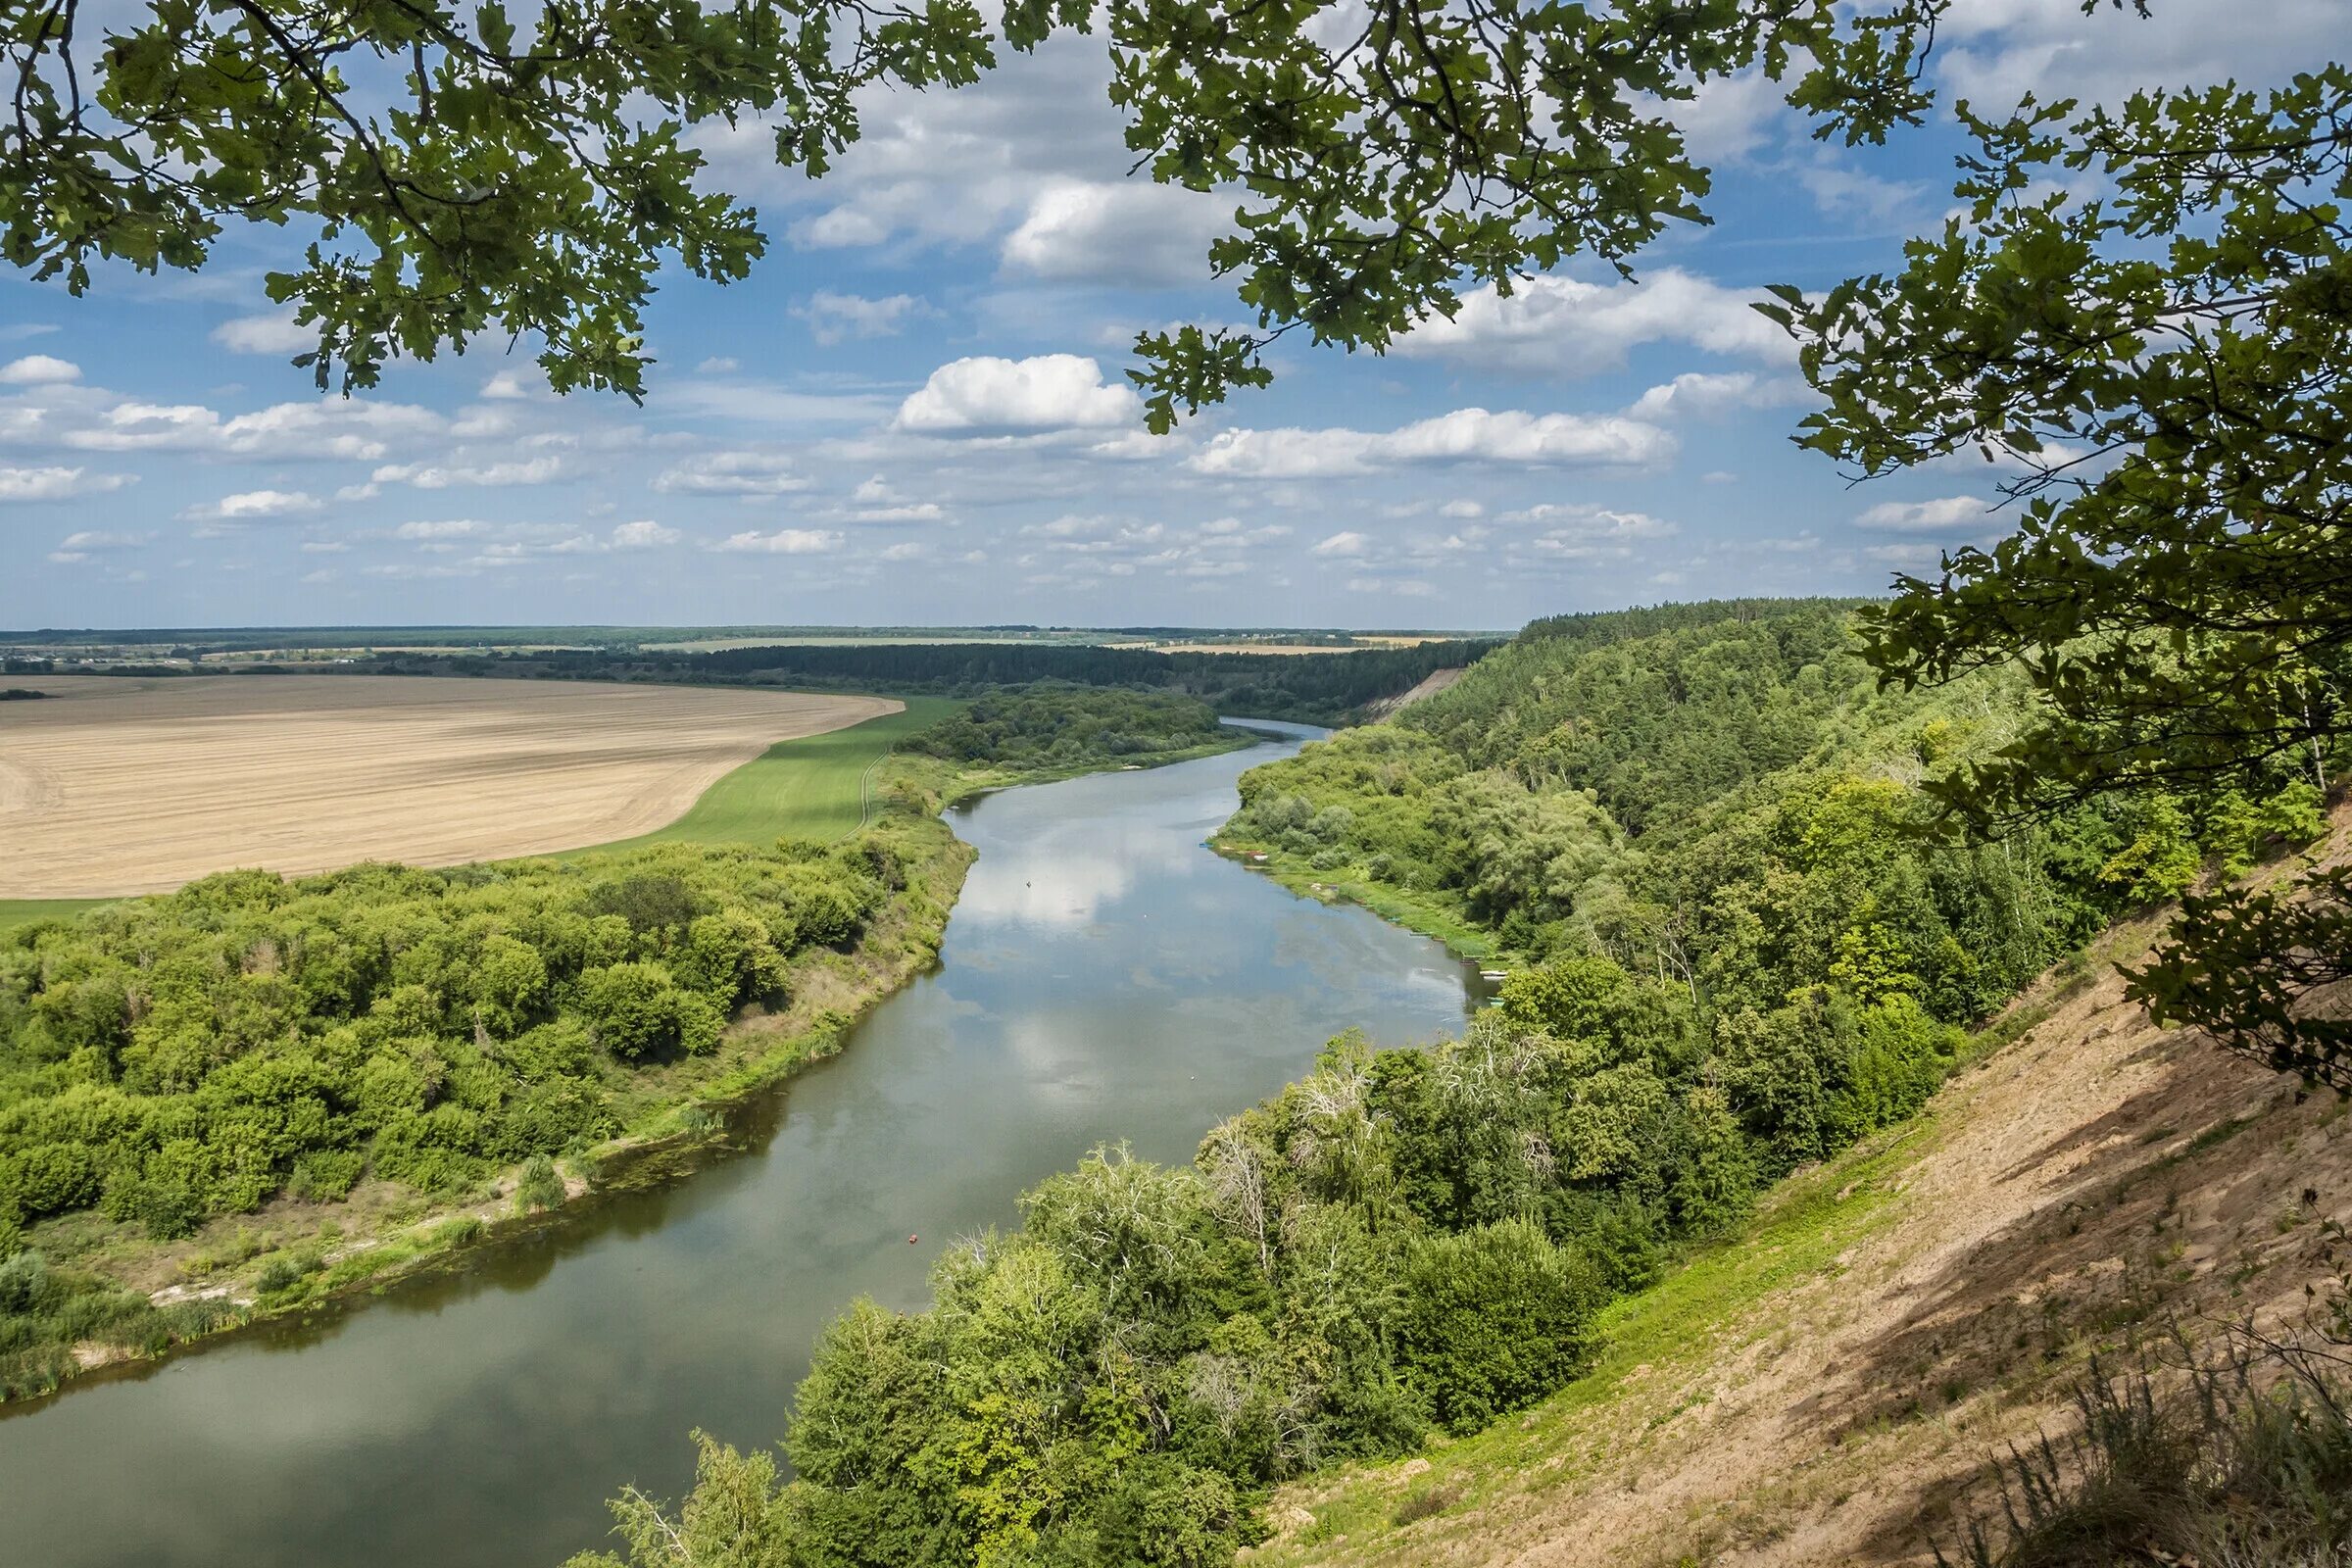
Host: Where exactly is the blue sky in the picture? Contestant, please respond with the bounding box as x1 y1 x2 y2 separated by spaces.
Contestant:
0 0 2330 631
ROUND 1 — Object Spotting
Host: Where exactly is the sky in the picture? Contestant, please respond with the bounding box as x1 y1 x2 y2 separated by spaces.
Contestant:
0 0 2333 633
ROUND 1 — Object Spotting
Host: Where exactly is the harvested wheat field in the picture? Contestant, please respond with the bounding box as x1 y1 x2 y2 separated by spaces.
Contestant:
0 675 899 897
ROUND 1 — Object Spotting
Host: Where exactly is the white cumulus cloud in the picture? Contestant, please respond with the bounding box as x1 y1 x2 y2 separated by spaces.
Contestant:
610 519 681 549
210 314 314 355
897 354 1140 436
0 465 132 502
179 488 322 521
0 355 80 386
1192 409 1674 479
1395 270 1792 376
653 450 809 497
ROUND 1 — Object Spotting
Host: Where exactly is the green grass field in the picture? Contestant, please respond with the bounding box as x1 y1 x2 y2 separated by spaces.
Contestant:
0 696 964 937
567 695 965 852
0 899 110 937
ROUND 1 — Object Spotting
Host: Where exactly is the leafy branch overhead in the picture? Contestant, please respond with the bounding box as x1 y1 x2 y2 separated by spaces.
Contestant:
1758 65 2352 1087
1 0 1938 404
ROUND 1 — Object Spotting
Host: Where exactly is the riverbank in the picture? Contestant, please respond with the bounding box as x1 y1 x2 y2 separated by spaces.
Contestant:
3 808 976 1403
1208 835 1509 965
0 712 1265 1407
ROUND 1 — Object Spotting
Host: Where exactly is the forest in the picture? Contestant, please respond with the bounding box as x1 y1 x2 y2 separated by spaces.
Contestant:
564 602 2338 1568
0 831 932 1398
341 638 1494 725
901 686 1238 771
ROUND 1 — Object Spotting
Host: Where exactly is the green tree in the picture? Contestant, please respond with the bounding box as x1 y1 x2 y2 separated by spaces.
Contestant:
1394 1216 1602 1435
2 0 1940 407
1767 67 2352 1086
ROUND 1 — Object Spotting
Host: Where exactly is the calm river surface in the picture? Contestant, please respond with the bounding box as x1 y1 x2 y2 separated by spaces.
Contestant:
0 722 1480 1568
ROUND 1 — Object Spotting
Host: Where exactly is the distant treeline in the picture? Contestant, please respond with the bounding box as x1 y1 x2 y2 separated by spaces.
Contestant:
903 686 1233 767
351 638 1498 723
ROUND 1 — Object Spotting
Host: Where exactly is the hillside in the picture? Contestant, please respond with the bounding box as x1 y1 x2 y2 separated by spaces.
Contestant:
1248 815 2352 1566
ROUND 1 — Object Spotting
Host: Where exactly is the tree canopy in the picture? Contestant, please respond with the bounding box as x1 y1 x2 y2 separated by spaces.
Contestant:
1767 68 2352 1086
0 0 1937 406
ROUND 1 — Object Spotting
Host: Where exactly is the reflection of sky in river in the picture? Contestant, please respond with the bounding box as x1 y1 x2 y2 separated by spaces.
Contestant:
0 723 1479 1568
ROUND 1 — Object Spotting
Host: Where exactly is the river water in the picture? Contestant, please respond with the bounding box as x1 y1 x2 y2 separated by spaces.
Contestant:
0 723 1480 1568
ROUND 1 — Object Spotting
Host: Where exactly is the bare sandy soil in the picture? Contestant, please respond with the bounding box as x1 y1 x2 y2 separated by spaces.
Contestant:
1259 812 2352 1568
0 675 897 897
1360 665 1467 720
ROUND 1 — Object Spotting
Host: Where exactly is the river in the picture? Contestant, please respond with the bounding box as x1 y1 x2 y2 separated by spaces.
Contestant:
0 722 1481 1568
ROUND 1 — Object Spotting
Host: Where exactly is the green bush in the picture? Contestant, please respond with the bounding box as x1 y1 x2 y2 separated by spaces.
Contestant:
1396 1218 1605 1434
514 1153 565 1214
285 1149 365 1203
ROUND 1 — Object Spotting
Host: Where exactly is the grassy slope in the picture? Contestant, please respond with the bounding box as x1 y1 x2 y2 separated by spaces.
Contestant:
1245 840 2352 1567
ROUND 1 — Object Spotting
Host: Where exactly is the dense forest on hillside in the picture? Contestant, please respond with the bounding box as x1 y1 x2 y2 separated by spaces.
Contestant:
565 602 2333 1568
902 686 1236 770
339 637 1493 724
0 829 947 1399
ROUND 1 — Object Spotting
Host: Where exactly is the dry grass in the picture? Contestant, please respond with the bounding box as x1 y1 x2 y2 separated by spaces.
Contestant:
0 675 897 897
1249 815 2352 1568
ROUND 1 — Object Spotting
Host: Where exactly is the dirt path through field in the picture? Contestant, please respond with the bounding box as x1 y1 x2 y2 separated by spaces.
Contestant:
0 676 898 897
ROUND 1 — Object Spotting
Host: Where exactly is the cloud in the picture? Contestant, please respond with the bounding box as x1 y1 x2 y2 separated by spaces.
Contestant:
652 450 809 497
704 31 1130 254
1394 270 1791 375
1000 179 1227 287
610 519 681 550
62 397 442 461
794 291 933 346
0 465 133 502
1627 371 1805 420
1499 504 1678 541
178 488 322 521
371 456 565 489
1854 495 1992 532
713 528 843 555
1192 408 1674 478
478 368 547 400
696 356 741 374
0 355 80 386
47 528 153 563
897 354 1141 436
393 519 485 540
1936 0 2331 116
210 314 313 355
1312 531 1370 558
1863 542 1949 569
1793 156 1929 224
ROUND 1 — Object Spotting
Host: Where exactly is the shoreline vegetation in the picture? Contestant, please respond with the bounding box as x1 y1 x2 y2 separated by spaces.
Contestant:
556 603 2335 1568
0 685 1259 1405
